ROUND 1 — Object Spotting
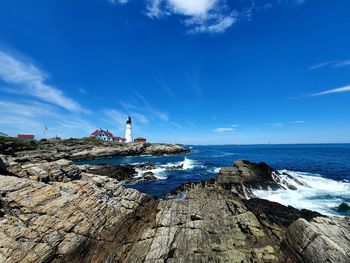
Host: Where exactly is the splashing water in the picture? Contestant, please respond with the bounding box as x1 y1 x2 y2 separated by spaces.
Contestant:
253 170 350 216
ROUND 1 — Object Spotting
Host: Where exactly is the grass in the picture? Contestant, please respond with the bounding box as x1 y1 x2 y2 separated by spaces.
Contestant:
0 136 39 151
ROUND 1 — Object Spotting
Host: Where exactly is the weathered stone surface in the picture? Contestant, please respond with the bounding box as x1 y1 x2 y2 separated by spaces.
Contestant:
0 175 155 263
284 216 350 263
1 153 349 263
7 159 81 182
218 160 304 198
79 164 136 182
125 188 287 263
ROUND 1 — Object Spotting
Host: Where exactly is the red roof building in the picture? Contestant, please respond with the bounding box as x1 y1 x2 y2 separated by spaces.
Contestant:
134 137 146 143
17 134 35 141
90 129 114 142
113 136 126 142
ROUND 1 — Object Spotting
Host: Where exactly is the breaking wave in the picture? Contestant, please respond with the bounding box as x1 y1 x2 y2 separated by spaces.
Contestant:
252 170 350 216
135 158 202 180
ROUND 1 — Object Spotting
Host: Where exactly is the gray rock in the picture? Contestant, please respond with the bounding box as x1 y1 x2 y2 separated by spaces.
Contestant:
285 216 350 263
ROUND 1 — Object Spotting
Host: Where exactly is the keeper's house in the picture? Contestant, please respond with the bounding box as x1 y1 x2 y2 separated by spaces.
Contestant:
90 129 114 142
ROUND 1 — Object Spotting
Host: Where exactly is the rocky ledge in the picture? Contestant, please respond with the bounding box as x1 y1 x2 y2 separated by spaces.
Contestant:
0 138 189 163
0 155 349 262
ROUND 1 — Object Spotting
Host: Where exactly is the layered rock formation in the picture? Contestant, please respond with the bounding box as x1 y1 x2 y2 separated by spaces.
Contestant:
0 139 188 164
0 146 349 263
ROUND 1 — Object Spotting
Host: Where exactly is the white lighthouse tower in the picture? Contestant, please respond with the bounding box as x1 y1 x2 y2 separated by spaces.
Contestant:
125 116 133 143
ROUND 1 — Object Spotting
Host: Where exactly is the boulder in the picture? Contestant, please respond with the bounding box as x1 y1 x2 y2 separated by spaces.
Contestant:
8 159 81 182
80 164 136 182
285 216 350 263
217 160 282 198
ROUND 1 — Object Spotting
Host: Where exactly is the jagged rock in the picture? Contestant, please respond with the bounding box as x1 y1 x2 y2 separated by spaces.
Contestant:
244 198 322 241
0 175 155 263
218 160 302 198
284 216 350 263
7 159 81 182
125 188 287 262
80 164 136 182
0 140 188 165
140 172 157 182
1 151 349 263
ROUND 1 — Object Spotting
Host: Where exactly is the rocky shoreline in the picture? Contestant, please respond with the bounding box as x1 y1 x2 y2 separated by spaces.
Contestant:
0 140 349 262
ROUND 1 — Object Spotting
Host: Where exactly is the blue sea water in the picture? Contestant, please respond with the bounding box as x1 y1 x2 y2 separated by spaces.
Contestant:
78 144 350 216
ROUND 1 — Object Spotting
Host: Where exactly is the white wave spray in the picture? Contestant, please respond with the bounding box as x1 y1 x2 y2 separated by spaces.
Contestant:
252 170 350 216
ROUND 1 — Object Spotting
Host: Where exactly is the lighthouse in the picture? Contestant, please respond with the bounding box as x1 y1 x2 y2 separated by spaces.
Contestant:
125 116 133 143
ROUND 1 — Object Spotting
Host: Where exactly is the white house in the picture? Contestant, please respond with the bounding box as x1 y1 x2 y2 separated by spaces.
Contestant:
90 129 114 142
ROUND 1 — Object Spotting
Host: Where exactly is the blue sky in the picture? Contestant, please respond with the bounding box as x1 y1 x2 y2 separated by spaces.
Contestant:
0 0 350 144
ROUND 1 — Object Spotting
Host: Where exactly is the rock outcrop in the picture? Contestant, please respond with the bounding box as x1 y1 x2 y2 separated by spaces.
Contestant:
0 175 156 263
0 139 188 165
0 174 290 263
284 216 350 263
0 152 349 263
218 160 304 198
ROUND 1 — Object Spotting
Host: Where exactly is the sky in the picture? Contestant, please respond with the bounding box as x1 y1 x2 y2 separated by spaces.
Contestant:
0 0 350 144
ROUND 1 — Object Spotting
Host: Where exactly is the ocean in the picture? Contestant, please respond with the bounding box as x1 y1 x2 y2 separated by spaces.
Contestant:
78 144 350 217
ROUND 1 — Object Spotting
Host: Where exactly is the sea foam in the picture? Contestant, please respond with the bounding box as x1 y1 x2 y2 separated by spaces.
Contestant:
253 170 350 216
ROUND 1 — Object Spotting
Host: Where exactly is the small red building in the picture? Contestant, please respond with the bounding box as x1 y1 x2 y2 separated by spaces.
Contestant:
17 134 35 141
134 137 146 143
113 136 126 143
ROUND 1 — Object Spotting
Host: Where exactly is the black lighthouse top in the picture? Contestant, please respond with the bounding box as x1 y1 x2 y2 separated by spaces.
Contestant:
126 116 132 124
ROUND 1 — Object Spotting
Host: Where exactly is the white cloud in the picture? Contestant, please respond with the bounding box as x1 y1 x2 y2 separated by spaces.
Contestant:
310 59 350 70
167 0 217 16
265 122 284 128
108 0 128 4
0 100 59 118
213 127 235 133
231 124 239 127
312 85 350 96
292 120 305 124
0 99 96 138
186 121 196 128
132 112 150 124
146 0 237 34
0 51 84 112
171 121 183 129
333 60 350 68
109 0 306 34
131 91 169 121
309 60 335 71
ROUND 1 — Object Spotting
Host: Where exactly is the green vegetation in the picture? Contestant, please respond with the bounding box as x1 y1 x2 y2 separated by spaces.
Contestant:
0 136 39 152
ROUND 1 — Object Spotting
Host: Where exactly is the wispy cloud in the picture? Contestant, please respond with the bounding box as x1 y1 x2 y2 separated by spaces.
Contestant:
310 59 350 70
0 51 85 112
265 122 284 128
213 127 235 133
311 85 350 96
171 121 183 129
231 124 239 127
265 120 305 127
0 99 96 138
292 120 305 124
309 60 336 71
132 90 169 121
108 0 128 4
154 76 176 99
333 60 350 68
186 120 196 128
